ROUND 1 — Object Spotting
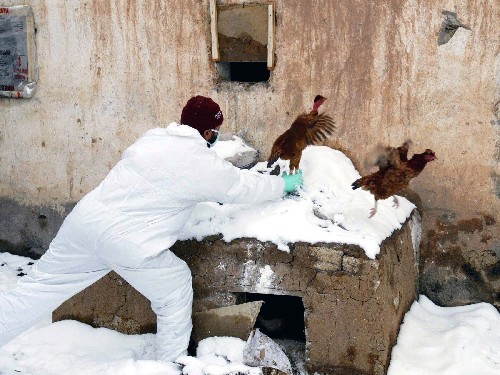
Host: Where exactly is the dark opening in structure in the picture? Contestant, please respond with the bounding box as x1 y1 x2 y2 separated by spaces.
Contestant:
241 292 306 342
216 62 270 83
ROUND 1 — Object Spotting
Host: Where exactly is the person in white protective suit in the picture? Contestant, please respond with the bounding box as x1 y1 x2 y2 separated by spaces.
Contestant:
0 95 304 362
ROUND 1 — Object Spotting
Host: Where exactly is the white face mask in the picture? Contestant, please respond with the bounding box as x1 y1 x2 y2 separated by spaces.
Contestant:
207 129 220 148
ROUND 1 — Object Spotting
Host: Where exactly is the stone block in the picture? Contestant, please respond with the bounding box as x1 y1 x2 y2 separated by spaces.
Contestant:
192 301 263 344
310 246 343 272
342 255 361 275
53 271 156 334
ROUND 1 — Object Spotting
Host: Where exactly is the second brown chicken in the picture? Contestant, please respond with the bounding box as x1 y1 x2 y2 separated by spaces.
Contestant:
352 140 436 217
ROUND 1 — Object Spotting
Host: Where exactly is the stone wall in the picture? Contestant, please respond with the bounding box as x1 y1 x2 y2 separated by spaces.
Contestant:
1 0 498 313
420 213 499 307
54 212 420 375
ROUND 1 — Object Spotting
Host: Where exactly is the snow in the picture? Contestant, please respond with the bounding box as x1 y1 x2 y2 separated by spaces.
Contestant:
1 253 499 374
181 140 415 259
211 134 256 160
1 136 499 374
387 295 500 375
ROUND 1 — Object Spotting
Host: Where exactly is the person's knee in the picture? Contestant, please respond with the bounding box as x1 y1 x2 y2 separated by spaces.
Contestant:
153 261 192 308
177 263 193 299
171 255 192 287
179 261 192 284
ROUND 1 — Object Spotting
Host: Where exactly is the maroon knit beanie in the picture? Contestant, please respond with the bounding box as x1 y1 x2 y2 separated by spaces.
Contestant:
180 96 224 135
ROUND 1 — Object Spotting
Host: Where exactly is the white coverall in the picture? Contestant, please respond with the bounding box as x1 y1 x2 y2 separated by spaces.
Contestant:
0 123 284 361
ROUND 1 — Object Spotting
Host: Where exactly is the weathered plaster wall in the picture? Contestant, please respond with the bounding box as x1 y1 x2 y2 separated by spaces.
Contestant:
0 1 498 303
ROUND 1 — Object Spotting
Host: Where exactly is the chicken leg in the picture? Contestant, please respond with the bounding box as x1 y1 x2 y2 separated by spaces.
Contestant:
369 200 378 218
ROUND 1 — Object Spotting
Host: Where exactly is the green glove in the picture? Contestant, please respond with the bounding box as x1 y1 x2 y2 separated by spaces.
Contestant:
282 169 304 193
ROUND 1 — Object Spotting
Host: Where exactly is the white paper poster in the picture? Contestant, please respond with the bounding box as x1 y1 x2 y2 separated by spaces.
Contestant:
0 6 37 98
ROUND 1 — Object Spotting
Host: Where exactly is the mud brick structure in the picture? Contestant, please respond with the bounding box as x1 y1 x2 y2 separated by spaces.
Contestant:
54 211 420 375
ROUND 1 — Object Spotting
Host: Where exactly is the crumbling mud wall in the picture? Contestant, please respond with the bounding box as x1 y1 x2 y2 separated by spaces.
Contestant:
54 271 156 334
54 212 420 375
420 213 499 307
1 1 499 308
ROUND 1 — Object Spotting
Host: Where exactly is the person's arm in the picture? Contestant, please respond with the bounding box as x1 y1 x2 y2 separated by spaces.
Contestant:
185 147 285 205
208 153 285 204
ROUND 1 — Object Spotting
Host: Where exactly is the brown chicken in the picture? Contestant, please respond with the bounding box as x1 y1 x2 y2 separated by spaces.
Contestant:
351 142 436 217
267 95 336 174
367 140 413 172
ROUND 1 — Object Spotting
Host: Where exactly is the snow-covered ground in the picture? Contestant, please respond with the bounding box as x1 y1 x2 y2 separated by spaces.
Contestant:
1 137 499 374
0 252 499 374
388 295 500 375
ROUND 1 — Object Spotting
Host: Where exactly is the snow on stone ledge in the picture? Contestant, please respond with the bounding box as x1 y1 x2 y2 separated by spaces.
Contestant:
179 144 415 259
210 134 256 159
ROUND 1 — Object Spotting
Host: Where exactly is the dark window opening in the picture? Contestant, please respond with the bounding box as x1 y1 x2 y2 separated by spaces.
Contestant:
217 62 270 83
240 292 306 342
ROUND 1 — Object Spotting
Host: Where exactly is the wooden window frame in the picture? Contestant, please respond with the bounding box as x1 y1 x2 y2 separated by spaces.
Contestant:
210 0 275 70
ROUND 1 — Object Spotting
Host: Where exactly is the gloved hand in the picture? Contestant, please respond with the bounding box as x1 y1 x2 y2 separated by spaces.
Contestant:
282 169 303 193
